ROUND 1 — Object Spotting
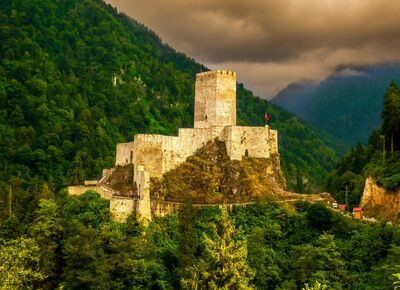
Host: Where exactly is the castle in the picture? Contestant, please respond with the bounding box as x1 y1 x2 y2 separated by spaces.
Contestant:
68 70 280 222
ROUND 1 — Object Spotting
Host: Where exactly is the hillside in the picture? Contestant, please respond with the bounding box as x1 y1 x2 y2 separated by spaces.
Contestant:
1 2 400 289
325 81 400 212
272 64 400 151
150 140 286 203
0 0 340 207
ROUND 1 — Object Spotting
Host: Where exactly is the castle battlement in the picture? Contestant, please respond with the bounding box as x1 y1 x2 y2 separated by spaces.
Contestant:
196 70 237 80
134 134 179 143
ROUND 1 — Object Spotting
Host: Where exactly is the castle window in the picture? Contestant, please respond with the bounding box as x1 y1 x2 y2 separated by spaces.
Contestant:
130 151 133 163
245 149 249 157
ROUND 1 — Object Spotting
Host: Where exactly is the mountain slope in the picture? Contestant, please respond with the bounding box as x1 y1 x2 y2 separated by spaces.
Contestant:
324 81 400 212
272 64 400 150
0 0 337 204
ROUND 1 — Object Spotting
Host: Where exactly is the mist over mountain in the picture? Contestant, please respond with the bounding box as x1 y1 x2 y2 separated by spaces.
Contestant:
272 63 400 150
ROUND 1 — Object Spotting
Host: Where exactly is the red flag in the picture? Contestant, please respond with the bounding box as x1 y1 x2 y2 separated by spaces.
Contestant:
265 112 270 124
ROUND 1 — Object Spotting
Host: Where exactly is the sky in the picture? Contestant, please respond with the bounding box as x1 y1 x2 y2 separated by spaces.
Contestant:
105 0 400 99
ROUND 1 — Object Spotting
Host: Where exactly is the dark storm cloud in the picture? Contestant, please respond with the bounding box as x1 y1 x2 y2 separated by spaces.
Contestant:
105 0 400 98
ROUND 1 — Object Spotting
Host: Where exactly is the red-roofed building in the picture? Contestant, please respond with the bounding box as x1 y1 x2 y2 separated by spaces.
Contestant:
353 207 363 220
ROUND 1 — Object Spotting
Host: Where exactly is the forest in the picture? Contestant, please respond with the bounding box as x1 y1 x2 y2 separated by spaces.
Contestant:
1 0 400 289
0 0 339 209
2 191 400 289
325 81 400 209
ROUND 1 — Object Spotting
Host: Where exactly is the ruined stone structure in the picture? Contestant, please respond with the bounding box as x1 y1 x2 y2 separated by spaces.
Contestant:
68 70 280 222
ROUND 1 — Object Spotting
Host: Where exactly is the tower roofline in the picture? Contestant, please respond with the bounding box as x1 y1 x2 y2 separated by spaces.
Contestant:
196 70 236 79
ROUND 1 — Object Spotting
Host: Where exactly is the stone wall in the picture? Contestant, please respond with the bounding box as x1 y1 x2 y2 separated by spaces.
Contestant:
175 127 222 165
84 180 98 186
134 166 152 222
224 126 276 160
133 135 165 178
115 142 134 166
151 200 182 217
269 130 279 155
67 185 113 200
115 125 278 177
194 70 236 128
110 197 136 222
68 185 139 223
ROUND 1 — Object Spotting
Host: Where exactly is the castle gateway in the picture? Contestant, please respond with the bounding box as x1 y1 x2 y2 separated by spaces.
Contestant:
68 70 281 222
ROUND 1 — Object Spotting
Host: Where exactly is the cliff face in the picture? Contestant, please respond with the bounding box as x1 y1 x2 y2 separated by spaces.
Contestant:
360 176 400 222
151 140 286 204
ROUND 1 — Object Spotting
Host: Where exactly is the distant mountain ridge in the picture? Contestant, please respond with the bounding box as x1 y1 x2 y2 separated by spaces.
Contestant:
272 63 400 150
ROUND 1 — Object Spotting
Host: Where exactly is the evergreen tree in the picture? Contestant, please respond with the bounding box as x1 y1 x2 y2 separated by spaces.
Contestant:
302 281 327 290
178 198 198 280
393 273 400 290
247 226 282 289
326 80 400 202
29 199 63 289
381 80 400 154
374 245 400 289
181 209 254 289
0 237 46 289
289 234 348 289
61 225 112 289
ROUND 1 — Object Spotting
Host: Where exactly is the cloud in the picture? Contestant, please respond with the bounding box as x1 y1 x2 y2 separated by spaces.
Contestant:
105 0 400 98
333 68 368 78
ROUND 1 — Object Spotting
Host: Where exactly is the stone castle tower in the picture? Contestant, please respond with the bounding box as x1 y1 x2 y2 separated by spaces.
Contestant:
194 70 236 128
68 70 281 222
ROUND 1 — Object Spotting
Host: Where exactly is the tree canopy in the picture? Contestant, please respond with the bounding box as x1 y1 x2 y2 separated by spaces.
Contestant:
325 80 400 206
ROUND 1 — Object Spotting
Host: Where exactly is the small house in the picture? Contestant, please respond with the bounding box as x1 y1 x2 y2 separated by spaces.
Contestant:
338 204 347 212
353 207 363 219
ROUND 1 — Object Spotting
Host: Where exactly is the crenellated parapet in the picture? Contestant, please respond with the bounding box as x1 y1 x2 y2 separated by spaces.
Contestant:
195 70 236 81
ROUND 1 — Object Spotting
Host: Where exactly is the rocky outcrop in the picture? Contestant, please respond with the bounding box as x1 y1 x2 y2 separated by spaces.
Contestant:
360 176 400 222
101 164 137 197
150 140 286 204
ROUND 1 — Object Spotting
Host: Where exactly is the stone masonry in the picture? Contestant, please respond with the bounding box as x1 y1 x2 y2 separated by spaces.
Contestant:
194 70 236 128
68 70 280 223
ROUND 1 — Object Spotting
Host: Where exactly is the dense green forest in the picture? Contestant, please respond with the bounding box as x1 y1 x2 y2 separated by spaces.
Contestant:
2 191 400 289
1 1 400 289
272 64 400 150
325 80 400 209
0 0 339 211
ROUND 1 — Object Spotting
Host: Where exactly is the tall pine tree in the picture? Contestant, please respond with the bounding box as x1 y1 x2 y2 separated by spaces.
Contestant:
381 81 400 154
181 209 254 289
